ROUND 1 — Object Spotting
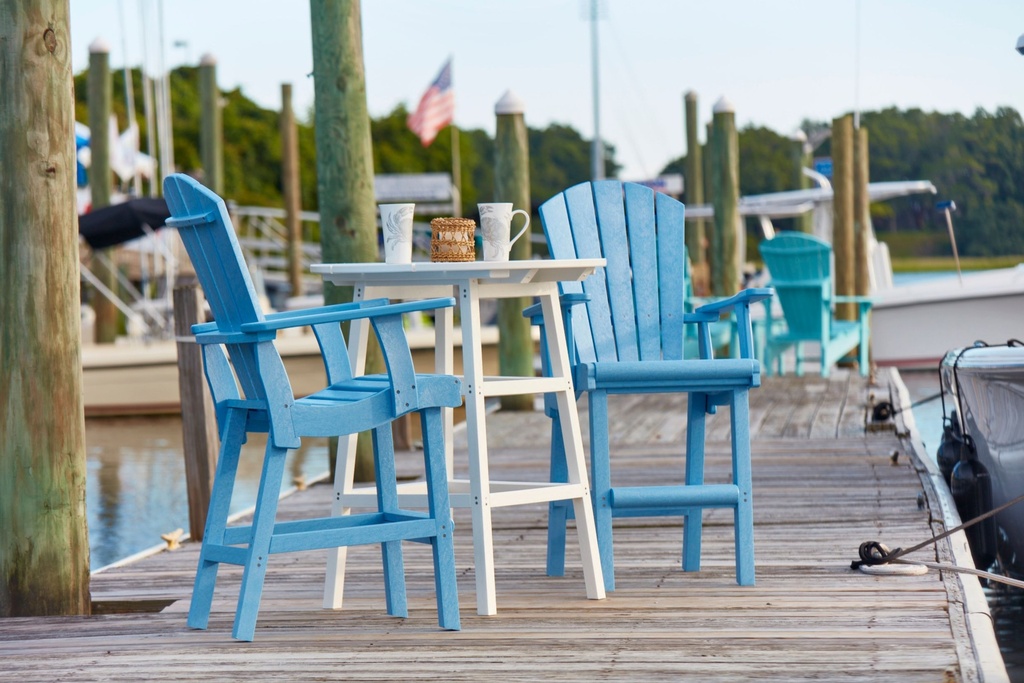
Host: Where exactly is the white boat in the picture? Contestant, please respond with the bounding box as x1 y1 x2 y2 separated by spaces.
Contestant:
940 344 1024 576
873 267 1024 368
691 176 1024 370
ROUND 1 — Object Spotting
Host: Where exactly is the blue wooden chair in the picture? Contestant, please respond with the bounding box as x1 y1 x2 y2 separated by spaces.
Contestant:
533 180 773 591
758 231 872 377
163 174 461 641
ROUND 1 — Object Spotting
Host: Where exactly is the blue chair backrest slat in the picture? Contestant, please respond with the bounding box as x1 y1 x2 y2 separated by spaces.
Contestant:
564 183 617 363
654 191 686 360
618 184 659 360
594 181 640 362
539 192 597 365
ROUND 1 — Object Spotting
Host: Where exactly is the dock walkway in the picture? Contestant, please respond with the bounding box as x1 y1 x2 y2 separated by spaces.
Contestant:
0 370 1006 681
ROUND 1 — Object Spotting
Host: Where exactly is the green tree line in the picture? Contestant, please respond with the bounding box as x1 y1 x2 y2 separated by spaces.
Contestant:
73 66 617 218
664 108 1024 257
75 68 1024 257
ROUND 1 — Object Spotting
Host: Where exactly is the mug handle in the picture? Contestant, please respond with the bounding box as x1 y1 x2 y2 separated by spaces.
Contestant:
508 209 531 247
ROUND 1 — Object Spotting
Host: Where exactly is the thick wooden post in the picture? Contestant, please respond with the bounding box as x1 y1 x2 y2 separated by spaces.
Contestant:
832 114 855 321
280 83 304 298
310 0 380 481
173 285 218 541
88 37 118 343
711 97 740 296
494 91 533 411
199 53 223 195
793 130 814 234
0 0 91 617
704 122 720 296
683 91 705 265
853 126 871 297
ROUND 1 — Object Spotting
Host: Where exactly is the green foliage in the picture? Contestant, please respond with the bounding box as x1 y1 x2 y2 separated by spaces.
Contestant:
664 107 1024 258
75 66 614 219
77 65 1024 259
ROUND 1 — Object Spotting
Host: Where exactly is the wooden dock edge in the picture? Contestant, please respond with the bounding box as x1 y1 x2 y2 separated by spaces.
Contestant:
888 367 1010 683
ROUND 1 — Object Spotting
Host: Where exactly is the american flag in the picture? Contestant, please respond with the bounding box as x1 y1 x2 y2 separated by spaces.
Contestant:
407 59 454 147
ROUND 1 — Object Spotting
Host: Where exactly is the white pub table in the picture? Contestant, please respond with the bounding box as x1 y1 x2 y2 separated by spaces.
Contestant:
312 259 607 615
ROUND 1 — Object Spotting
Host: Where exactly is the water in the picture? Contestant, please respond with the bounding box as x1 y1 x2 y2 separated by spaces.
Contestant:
901 370 1024 681
85 416 330 570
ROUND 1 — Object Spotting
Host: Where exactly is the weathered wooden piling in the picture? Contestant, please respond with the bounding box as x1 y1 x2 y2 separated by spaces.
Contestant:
703 121 717 293
792 130 814 233
683 92 706 266
199 53 223 196
280 83 304 298
494 91 533 410
88 37 118 343
854 126 871 297
0 0 90 617
309 0 379 481
173 285 218 541
832 114 855 320
710 97 740 296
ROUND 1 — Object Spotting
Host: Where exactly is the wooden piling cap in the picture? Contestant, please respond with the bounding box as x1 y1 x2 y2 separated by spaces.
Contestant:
495 90 525 115
89 37 110 54
713 96 734 114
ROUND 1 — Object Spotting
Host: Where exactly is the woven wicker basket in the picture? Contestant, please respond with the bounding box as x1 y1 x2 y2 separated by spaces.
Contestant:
430 217 476 262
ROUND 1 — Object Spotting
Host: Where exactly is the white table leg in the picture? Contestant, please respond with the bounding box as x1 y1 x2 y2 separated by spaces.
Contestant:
435 303 456 476
459 280 498 615
540 288 606 600
323 285 371 609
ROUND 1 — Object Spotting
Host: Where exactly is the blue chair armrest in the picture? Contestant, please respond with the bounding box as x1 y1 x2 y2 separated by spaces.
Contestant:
693 287 774 316
690 288 775 360
833 295 873 317
523 292 590 321
191 298 397 336
237 297 456 334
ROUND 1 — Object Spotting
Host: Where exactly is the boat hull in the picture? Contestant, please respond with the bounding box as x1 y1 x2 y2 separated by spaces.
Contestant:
83 327 509 417
872 266 1024 369
941 345 1024 576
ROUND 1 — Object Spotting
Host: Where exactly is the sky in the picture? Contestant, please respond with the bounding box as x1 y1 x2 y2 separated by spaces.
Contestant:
69 0 1024 183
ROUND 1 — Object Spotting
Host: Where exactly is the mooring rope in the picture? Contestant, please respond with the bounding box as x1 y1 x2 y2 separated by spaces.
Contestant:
852 474 1024 589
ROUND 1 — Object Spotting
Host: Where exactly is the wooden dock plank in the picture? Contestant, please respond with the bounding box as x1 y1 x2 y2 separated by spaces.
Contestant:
0 371 993 681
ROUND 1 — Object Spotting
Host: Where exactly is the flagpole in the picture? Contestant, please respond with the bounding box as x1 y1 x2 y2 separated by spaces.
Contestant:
450 124 462 216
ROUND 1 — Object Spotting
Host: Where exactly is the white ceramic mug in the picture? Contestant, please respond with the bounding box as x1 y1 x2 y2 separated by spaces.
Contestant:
478 203 530 261
379 203 415 264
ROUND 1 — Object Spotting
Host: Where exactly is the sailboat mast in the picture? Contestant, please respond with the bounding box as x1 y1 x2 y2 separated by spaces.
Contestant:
590 0 603 180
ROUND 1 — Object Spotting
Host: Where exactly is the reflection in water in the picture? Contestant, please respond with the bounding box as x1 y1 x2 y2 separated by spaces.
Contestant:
903 370 1023 682
85 416 330 570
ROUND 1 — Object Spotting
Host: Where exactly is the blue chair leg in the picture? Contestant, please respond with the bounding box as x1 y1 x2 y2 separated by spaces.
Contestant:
372 422 407 619
232 440 289 641
187 409 246 631
545 410 569 577
731 389 755 586
421 407 460 630
589 390 615 592
683 393 707 573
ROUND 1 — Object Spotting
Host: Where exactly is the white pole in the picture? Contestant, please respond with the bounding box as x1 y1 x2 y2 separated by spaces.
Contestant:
590 0 603 180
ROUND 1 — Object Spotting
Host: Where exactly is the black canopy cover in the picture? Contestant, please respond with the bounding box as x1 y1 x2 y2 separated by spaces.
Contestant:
78 197 171 249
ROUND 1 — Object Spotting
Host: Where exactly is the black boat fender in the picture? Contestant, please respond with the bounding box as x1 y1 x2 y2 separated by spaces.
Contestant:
935 410 963 486
949 434 998 571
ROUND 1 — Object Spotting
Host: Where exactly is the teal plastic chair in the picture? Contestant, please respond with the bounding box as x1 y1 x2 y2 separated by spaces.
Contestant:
758 231 872 377
533 180 773 591
163 174 461 641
